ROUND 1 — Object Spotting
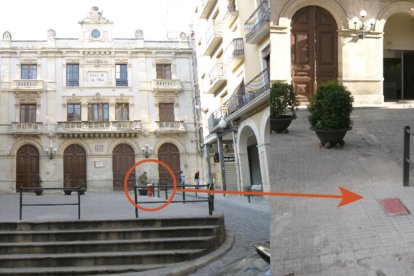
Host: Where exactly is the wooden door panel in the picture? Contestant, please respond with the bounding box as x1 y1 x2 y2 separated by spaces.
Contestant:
113 144 135 191
64 145 86 188
292 6 337 100
16 145 39 191
158 143 180 187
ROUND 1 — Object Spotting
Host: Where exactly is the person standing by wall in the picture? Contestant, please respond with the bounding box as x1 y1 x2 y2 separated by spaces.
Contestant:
179 170 185 187
194 170 200 189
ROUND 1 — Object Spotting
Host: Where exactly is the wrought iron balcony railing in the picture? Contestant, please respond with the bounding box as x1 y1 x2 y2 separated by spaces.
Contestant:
244 0 270 43
226 68 269 116
224 38 244 69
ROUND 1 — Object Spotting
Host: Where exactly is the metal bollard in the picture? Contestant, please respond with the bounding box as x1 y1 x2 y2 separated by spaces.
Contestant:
182 184 186 204
404 126 411 187
165 184 168 200
134 186 138 218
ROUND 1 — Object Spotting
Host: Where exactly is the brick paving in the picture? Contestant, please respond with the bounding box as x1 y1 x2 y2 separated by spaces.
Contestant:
269 106 414 276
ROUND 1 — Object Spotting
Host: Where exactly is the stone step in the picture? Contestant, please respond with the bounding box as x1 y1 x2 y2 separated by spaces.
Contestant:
0 263 170 275
0 217 223 231
0 236 216 254
0 225 220 243
0 249 205 268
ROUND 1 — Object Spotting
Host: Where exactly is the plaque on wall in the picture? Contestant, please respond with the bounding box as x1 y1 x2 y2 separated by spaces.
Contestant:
95 145 104 152
94 161 105 168
88 72 107 85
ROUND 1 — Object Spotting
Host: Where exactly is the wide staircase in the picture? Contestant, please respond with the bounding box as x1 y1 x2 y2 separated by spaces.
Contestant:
0 216 225 275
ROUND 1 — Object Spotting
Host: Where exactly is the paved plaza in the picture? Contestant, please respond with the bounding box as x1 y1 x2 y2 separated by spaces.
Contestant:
270 105 414 276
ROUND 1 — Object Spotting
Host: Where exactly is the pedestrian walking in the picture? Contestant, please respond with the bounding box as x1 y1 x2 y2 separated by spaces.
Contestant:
194 170 200 189
179 171 185 187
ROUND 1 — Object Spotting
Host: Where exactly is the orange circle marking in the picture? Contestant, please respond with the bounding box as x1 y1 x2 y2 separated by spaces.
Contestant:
123 159 177 212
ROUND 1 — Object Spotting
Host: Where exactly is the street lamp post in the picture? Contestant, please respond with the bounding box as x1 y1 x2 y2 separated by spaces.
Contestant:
218 118 227 196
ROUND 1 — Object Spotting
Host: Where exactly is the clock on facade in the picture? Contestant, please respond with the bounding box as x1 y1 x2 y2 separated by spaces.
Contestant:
91 29 101 39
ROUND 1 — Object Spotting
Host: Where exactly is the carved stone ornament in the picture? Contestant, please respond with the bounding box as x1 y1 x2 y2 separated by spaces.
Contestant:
2 31 11 41
47 29 56 39
83 50 111 56
66 58 80 63
17 94 38 104
91 93 108 102
66 94 82 103
115 93 130 103
179 32 188 40
115 59 128 64
20 58 38 64
135 29 144 39
79 6 113 25
154 95 177 106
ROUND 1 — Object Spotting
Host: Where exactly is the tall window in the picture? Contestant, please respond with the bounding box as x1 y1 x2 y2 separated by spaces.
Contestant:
88 103 109 122
115 103 129 121
116 64 128 86
156 64 172 79
159 103 174 122
20 104 36 122
67 64 79 86
21 64 37 80
67 104 81 121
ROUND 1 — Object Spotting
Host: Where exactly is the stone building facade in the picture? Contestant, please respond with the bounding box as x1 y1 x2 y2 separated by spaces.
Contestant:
0 7 201 193
194 0 270 192
270 0 414 104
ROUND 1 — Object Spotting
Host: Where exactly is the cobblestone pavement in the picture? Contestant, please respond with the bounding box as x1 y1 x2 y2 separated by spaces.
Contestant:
191 195 270 275
269 106 414 276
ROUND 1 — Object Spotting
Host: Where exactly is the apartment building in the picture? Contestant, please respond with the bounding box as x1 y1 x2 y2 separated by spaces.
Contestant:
194 0 270 192
270 0 414 104
0 7 201 193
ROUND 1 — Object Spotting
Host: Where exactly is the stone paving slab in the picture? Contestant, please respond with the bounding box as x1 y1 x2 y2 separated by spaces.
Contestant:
270 107 414 276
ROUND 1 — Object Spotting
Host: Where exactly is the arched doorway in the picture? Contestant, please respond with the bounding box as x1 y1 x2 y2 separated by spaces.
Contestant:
383 13 414 101
113 144 135 191
238 126 262 191
158 143 180 187
16 144 39 191
291 6 338 100
63 144 86 188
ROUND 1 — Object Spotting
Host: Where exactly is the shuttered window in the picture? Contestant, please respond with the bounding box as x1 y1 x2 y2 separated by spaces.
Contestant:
159 103 174 122
66 64 79 86
88 103 109 121
20 104 36 122
115 103 129 121
116 64 128 86
21 64 37 80
156 64 172 79
67 104 81 121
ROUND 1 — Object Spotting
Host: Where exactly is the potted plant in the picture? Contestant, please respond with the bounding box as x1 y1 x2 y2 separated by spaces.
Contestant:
308 81 354 148
33 175 43 196
63 176 72 195
77 179 87 195
270 81 299 133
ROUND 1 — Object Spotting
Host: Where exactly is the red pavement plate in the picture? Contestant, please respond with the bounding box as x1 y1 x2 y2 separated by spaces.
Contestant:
380 198 410 216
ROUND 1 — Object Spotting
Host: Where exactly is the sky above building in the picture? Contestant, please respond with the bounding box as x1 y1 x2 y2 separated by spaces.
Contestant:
0 0 195 40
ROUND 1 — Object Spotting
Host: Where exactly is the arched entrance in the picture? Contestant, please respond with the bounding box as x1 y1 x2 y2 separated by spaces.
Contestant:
291 6 338 100
16 144 39 191
238 126 262 191
63 144 87 188
158 143 180 187
383 13 414 101
113 144 135 191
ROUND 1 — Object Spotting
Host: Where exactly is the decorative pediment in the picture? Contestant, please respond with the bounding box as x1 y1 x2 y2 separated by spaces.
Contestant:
115 93 130 103
20 58 38 64
115 59 128 64
66 94 82 103
66 58 80 63
153 94 178 106
79 6 113 25
90 93 108 102
15 93 40 104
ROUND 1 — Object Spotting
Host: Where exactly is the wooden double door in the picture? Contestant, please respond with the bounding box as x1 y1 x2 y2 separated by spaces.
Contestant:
64 144 87 188
113 144 135 191
158 143 180 187
16 145 39 191
291 6 338 100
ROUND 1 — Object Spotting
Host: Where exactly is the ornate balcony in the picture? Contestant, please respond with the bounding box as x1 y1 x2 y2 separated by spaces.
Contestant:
152 79 182 93
154 121 186 134
223 0 238 27
208 104 229 134
244 0 270 44
11 80 45 92
11 122 44 135
226 68 270 121
206 62 226 94
202 21 222 56
198 0 217 19
224 38 244 70
56 120 142 138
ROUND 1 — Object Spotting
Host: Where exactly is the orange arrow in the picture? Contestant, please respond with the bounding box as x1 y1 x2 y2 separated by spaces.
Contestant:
177 186 363 207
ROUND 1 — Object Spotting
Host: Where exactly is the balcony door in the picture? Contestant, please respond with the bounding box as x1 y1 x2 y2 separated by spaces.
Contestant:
113 144 135 191
159 103 174 122
16 145 39 191
158 143 180 187
63 145 87 188
291 6 338 100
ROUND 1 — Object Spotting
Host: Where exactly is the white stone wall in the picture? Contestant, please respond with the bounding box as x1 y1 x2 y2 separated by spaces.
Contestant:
0 8 201 193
